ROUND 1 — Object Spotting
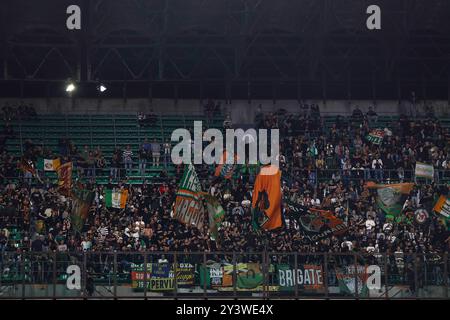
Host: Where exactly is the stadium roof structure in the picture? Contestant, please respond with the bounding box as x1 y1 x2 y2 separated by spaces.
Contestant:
1 0 450 99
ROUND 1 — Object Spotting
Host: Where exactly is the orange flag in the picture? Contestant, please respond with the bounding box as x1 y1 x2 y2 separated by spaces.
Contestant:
57 162 73 196
251 165 282 230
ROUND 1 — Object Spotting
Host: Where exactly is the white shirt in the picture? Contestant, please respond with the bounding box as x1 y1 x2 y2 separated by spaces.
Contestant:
341 241 353 251
383 223 393 232
372 159 383 169
365 219 376 230
132 228 140 239
366 246 376 253
44 208 53 218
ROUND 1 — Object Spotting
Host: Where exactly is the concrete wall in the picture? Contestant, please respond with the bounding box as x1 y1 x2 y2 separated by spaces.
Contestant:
1 284 448 299
0 98 448 124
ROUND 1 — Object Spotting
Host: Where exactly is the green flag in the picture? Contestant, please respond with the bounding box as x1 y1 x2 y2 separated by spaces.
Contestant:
368 182 414 220
71 186 94 232
202 193 225 241
366 129 385 145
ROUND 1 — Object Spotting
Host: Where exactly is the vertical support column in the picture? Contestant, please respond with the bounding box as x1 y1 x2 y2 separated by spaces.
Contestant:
262 250 267 300
1 22 7 80
53 252 57 299
143 253 148 300
174 252 178 299
113 252 117 299
157 0 169 81
203 251 207 299
21 253 26 299
444 252 448 299
77 0 90 81
294 253 299 299
324 253 329 299
384 253 389 300
414 254 418 298
0 253 2 291
83 252 87 299
232 252 237 299
354 254 359 299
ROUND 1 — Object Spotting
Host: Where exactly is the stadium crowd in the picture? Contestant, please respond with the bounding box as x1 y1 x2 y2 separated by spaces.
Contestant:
0 104 449 270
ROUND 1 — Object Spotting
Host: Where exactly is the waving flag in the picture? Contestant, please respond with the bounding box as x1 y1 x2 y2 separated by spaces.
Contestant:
71 186 95 231
215 150 237 179
298 208 348 242
251 165 282 231
202 193 225 241
367 182 414 220
56 162 73 196
433 195 450 218
433 195 450 230
366 129 385 145
37 158 61 171
174 164 206 230
415 162 434 180
105 189 128 208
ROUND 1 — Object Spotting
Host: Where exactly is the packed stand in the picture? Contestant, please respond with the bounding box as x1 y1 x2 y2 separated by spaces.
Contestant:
0 103 449 269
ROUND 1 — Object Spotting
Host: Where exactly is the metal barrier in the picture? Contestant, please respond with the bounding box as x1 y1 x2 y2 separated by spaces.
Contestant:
8 168 450 184
0 251 448 299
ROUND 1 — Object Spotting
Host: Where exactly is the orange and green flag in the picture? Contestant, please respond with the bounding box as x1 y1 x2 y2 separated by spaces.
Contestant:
105 189 128 209
433 195 450 230
251 165 282 231
56 162 73 196
174 164 206 230
214 150 237 179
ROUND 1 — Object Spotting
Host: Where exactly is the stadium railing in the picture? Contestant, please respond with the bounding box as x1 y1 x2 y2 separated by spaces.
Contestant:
7 168 450 185
0 251 448 300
